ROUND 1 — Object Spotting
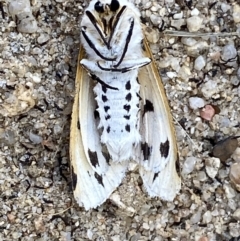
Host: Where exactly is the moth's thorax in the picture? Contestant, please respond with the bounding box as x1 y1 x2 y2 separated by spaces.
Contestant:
81 0 143 62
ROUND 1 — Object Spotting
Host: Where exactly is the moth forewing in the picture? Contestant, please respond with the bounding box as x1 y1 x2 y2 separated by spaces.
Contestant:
138 40 181 200
70 47 128 210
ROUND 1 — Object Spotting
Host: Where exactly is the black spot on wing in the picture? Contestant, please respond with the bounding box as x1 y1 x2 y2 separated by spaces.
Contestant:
125 93 132 101
94 109 99 119
124 115 130 120
77 120 80 130
110 0 120 11
160 139 169 158
71 167 77 190
104 106 110 112
125 81 131 90
153 172 159 182
125 124 130 132
102 152 111 165
123 104 131 112
105 114 111 120
143 100 154 116
102 95 108 102
102 85 107 93
141 142 151 160
94 172 104 187
88 150 99 168
107 126 111 133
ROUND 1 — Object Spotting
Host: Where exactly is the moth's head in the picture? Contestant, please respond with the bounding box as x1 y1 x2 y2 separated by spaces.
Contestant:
93 0 120 14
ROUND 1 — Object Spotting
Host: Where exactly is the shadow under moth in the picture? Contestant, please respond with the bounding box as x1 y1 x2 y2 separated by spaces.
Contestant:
70 0 181 210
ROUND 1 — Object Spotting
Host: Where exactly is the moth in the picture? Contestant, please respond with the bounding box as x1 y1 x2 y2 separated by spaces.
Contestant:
70 0 181 210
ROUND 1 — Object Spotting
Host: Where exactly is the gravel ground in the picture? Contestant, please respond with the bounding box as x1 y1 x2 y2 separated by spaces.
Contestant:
1 0 240 240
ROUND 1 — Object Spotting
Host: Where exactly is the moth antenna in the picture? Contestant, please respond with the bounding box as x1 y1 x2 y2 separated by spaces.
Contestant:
81 27 116 61
113 17 134 68
164 30 240 37
108 5 127 46
86 10 109 48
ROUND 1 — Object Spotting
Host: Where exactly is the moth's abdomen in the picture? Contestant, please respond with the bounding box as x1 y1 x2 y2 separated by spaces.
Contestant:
94 72 141 162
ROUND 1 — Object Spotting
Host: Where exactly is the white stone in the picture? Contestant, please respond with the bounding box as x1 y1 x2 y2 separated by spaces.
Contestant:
173 12 183 19
186 16 203 32
221 44 237 66
189 97 205 110
197 171 207 182
182 156 197 175
233 4 240 23
29 132 43 144
17 12 38 33
202 211 212 224
233 208 240 221
37 33 50 44
181 37 197 47
201 80 219 99
170 19 185 30
191 8 200 16
221 3 231 13
231 76 240 86
205 157 220 179
232 147 240 162
166 72 177 78
223 184 236 199
194 56 206 71
31 74 41 83
8 0 31 16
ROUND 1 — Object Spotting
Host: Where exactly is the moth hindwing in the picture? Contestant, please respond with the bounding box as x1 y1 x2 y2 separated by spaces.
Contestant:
70 0 181 210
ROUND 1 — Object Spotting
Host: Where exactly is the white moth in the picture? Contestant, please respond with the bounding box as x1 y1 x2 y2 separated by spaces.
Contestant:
70 0 181 210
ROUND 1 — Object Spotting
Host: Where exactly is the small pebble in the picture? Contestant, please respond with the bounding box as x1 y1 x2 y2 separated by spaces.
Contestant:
202 210 212 224
205 157 220 179
194 56 206 71
233 4 240 23
198 237 208 241
189 97 205 110
201 80 218 99
186 16 203 32
191 8 200 16
229 223 240 237
173 12 183 19
181 156 197 175
212 137 238 162
29 132 43 144
221 44 237 67
233 209 240 221
230 162 240 192
200 105 215 121
181 37 197 47
232 147 240 162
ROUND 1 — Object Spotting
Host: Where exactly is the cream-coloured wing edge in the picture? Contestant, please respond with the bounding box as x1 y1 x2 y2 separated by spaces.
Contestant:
138 39 181 201
70 47 127 210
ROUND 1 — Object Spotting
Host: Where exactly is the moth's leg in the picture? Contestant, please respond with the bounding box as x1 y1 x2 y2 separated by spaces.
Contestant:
113 17 134 67
108 5 127 46
85 10 109 48
80 59 118 90
81 27 117 61
97 58 151 73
